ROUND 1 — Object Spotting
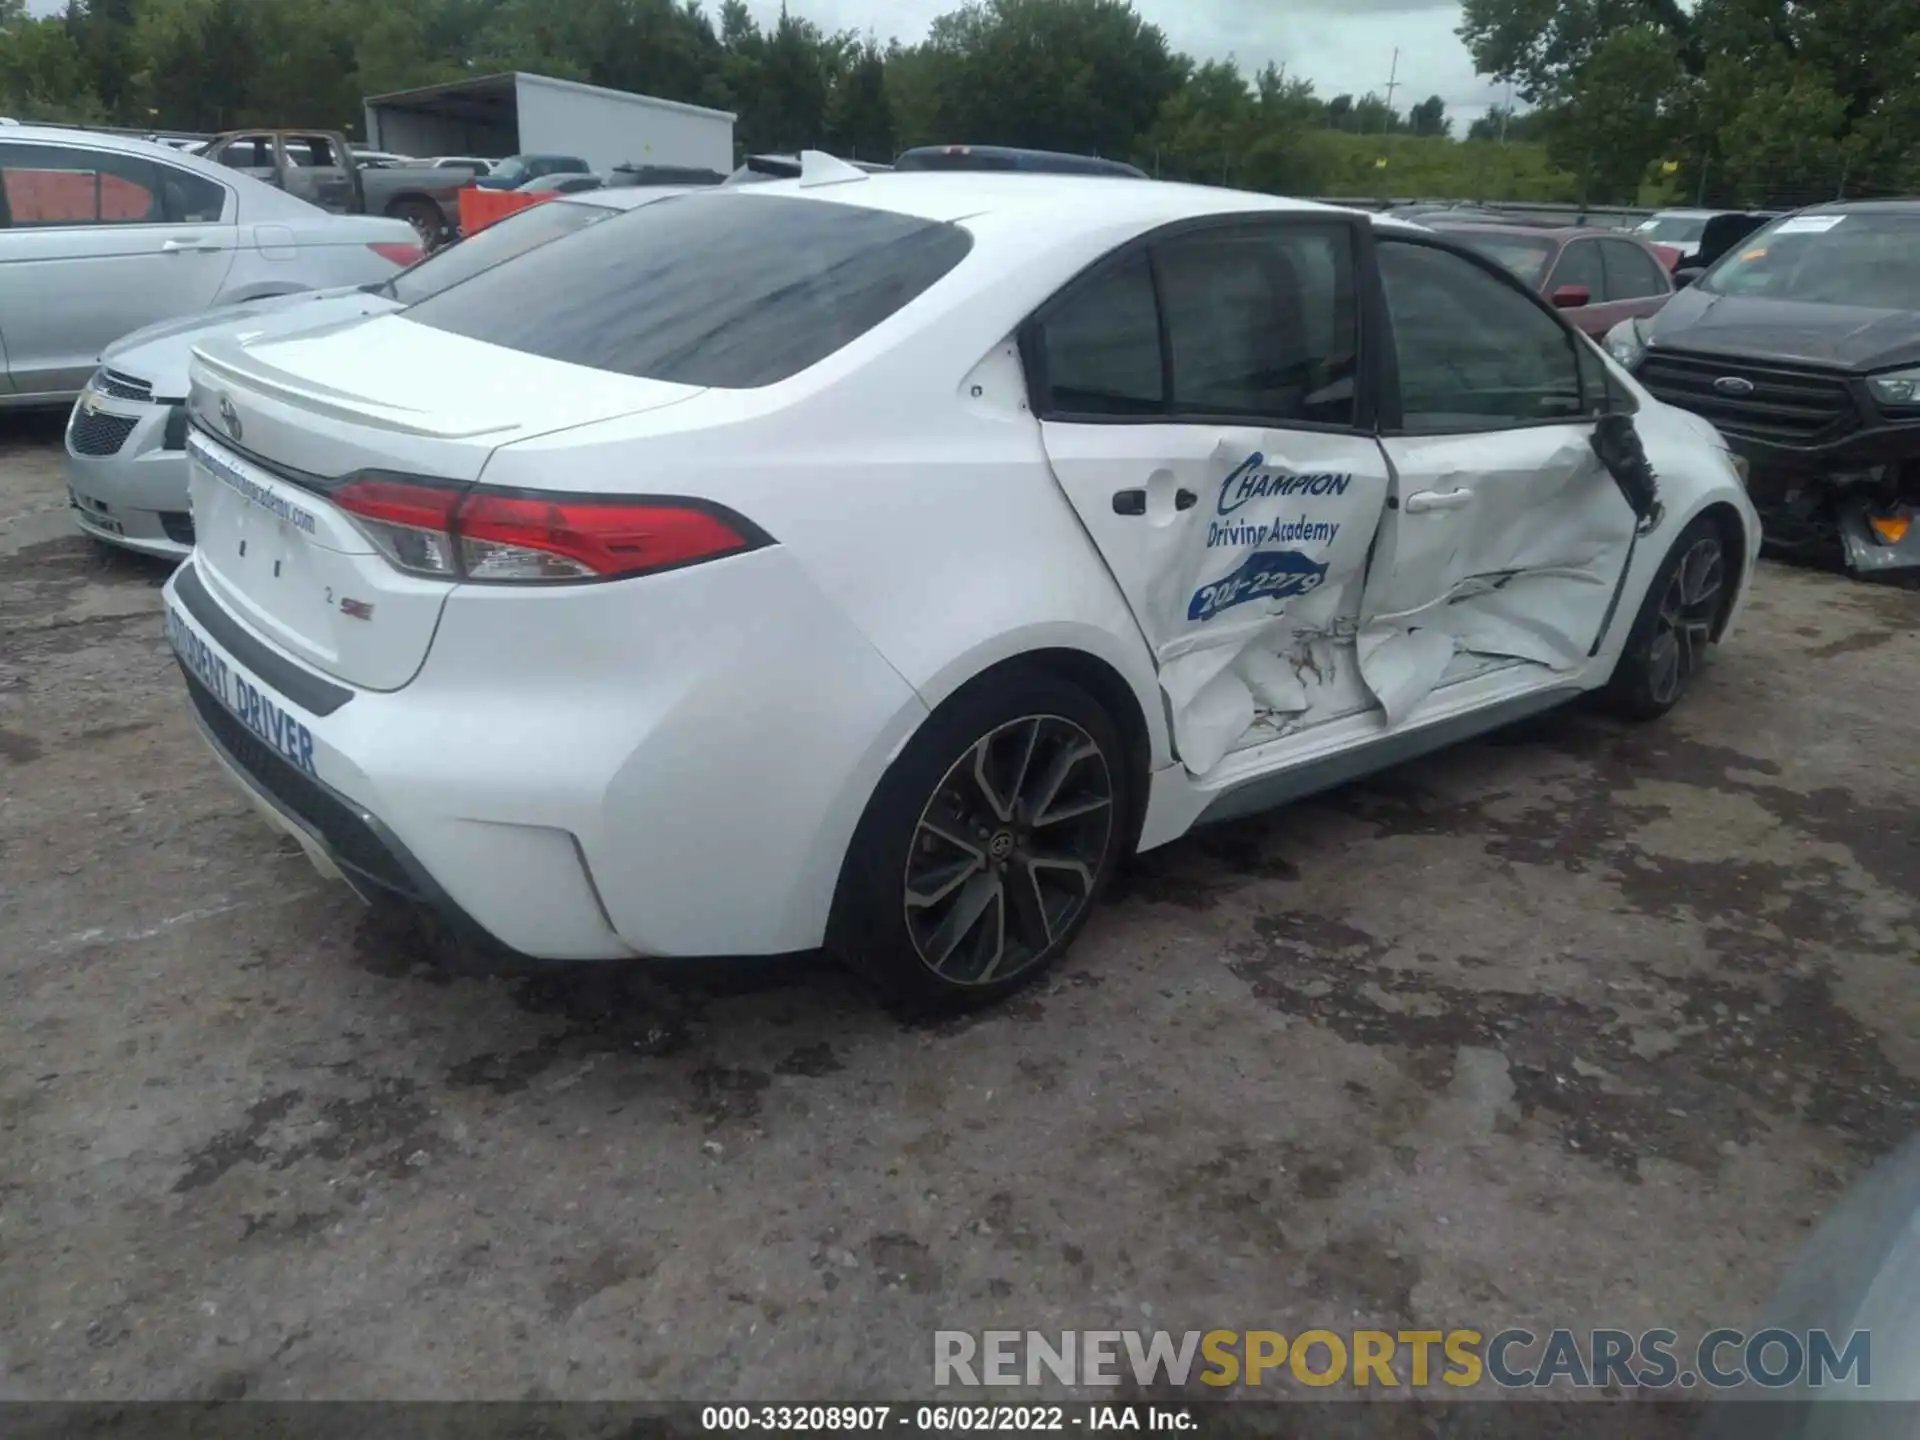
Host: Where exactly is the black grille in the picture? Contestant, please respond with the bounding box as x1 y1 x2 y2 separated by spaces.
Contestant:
160 511 195 546
95 368 154 402
1637 350 1857 444
69 408 138 457
182 668 415 896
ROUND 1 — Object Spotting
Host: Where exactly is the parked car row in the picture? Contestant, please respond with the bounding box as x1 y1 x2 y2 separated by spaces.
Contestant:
64 185 700 556
114 149 1760 1012
1606 200 1920 577
0 125 421 407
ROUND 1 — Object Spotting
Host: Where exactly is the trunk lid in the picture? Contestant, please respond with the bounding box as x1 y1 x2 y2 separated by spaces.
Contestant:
185 314 704 691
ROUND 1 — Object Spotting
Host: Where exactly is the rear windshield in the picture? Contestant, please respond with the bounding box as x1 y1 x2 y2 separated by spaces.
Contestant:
1635 215 1708 243
403 192 974 388
383 197 614 305
1443 231 1557 285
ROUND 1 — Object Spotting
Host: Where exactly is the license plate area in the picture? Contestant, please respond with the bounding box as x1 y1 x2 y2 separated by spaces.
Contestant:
165 601 319 777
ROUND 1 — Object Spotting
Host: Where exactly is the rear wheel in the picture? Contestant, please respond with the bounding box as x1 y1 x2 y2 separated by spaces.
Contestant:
388 198 444 250
829 669 1130 1013
1601 514 1732 721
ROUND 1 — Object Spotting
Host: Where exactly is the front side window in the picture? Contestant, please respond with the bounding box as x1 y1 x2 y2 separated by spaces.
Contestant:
1445 230 1556 285
0 143 223 227
1031 220 1360 429
1546 240 1604 301
1377 239 1586 434
404 192 973 388
1601 239 1668 299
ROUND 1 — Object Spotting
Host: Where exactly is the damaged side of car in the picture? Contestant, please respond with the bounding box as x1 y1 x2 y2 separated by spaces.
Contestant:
1023 213 1744 828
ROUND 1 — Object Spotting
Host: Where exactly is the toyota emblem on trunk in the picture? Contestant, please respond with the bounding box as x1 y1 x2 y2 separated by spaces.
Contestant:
1713 376 1757 396
218 394 242 441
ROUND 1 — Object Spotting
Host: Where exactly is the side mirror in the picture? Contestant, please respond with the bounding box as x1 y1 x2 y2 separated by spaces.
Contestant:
1551 284 1590 309
1674 267 1705 289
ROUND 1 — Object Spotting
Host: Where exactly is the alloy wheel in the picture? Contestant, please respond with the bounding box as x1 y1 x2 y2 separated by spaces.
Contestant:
902 714 1115 987
1646 534 1725 706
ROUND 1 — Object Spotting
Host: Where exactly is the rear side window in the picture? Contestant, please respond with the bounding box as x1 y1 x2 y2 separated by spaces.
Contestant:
286 136 340 168
1030 220 1359 428
220 136 273 169
1157 225 1356 424
404 193 974 388
0 142 224 226
1035 250 1163 415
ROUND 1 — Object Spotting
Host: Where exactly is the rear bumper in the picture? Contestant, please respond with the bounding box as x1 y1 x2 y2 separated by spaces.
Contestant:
163 541 927 962
178 662 543 964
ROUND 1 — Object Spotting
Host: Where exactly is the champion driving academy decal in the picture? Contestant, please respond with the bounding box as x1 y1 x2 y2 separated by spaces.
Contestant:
1186 453 1350 624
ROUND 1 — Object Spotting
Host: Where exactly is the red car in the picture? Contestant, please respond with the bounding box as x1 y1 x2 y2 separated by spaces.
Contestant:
1426 223 1678 338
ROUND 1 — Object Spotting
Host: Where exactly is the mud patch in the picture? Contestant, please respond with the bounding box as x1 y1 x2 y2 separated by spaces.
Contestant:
544 1244 655 1319
690 1065 770 1127
1231 913 1920 1175
775 1042 844 1078
0 727 43 764
868 1232 941 1293
1805 631 1899 661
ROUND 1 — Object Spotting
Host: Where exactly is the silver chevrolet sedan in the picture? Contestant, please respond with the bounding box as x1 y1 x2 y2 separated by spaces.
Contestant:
64 185 697 558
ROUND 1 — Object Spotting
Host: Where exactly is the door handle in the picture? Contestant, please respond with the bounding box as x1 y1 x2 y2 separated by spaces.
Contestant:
1404 488 1476 514
161 238 220 253
1112 489 1146 516
1175 488 1198 511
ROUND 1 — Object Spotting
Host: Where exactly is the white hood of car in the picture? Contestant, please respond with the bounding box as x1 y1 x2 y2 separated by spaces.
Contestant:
100 287 403 398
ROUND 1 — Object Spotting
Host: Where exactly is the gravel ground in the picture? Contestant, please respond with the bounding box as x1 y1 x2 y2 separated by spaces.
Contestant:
2 412 1916 1403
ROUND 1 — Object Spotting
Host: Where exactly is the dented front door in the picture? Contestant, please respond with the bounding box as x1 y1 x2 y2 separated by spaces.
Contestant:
1355 237 1639 725
1027 217 1391 775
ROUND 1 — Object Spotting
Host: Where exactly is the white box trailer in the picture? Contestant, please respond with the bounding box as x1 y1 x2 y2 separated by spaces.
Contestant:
362 71 735 174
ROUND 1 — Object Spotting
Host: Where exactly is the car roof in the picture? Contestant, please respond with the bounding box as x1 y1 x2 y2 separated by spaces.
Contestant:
720 169 1416 234
1432 221 1638 240
1801 198 1920 214
567 185 701 212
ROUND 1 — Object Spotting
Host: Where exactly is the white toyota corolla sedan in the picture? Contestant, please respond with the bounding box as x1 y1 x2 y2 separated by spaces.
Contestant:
162 155 1761 1010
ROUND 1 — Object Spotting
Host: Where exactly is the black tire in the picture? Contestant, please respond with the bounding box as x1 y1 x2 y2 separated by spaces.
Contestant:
1601 513 1734 721
388 198 444 249
828 667 1132 1014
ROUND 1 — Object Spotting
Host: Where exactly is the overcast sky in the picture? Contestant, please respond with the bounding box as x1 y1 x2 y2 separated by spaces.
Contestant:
747 0 1506 125
20 0 1502 127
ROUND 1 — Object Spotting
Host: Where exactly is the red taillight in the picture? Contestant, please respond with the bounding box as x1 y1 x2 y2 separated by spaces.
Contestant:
369 241 424 267
458 491 754 581
331 476 762 584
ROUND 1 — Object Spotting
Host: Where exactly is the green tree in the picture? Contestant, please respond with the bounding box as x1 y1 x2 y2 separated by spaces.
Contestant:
0 10 102 121
1408 94 1449 137
912 0 1184 158
825 40 894 161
